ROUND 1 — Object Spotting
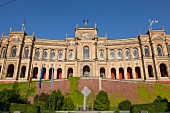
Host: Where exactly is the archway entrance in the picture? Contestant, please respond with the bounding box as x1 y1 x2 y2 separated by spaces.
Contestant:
83 65 90 77
127 67 133 79
160 64 168 77
148 65 154 77
67 68 73 78
6 64 14 77
20 66 26 78
49 68 54 79
111 68 116 79
33 67 38 79
100 67 105 78
135 67 141 78
119 68 124 79
42 67 46 79
57 68 62 79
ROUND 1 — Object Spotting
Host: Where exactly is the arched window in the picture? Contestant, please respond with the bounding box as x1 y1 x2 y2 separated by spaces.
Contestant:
1 47 6 58
83 46 89 60
69 50 73 60
42 49 48 60
168 45 170 55
58 50 63 60
11 46 17 57
24 47 29 58
20 66 26 78
110 49 114 60
50 50 55 60
144 46 149 57
34 48 40 59
6 64 14 77
118 49 122 59
157 45 163 56
125 48 130 59
133 48 138 59
100 50 104 60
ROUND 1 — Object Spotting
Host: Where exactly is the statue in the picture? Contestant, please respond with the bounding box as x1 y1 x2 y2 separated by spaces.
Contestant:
83 19 88 28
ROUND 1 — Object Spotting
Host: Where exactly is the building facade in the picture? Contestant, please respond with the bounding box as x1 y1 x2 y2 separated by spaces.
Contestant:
0 23 170 81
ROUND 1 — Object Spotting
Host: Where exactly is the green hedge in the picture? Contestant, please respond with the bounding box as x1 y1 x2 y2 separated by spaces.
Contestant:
130 102 170 113
10 103 37 113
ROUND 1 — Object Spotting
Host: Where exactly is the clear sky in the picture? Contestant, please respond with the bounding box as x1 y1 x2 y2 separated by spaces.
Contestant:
0 0 170 40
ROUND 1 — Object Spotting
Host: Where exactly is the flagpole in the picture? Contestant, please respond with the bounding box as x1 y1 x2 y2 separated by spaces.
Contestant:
38 61 43 113
49 64 53 113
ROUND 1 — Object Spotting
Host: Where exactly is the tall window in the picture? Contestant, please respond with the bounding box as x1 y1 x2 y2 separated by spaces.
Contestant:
168 45 170 55
100 50 104 60
34 48 40 59
69 50 73 60
144 46 149 57
83 46 89 60
1 47 6 58
118 49 122 59
110 49 114 60
157 45 163 56
133 48 138 59
24 47 29 58
58 50 63 60
42 49 48 60
125 48 130 59
11 46 17 57
50 50 55 60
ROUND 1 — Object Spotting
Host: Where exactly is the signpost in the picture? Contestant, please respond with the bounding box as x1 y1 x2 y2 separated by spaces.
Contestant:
81 86 91 110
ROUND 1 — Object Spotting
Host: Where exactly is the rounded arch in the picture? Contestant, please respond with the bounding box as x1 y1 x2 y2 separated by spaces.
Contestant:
135 67 141 78
144 46 149 57
67 68 73 78
33 67 38 79
83 65 90 77
157 44 163 56
57 68 62 79
119 68 124 79
148 65 154 77
160 63 168 77
49 68 54 79
6 64 14 77
20 66 26 78
100 67 105 78
42 67 46 79
111 68 116 79
127 67 133 79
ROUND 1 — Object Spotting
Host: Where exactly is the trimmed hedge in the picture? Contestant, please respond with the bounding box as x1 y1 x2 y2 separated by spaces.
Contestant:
130 102 170 113
10 103 37 113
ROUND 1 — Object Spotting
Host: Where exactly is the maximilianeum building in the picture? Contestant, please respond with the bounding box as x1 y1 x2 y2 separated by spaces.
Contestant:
0 22 170 82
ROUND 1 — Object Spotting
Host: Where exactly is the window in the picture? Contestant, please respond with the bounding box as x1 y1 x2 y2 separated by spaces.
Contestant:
83 46 89 60
34 48 40 59
58 50 63 60
1 47 6 58
133 48 138 58
50 50 55 60
69 50 73 60
118 49 122 59
42 49 48 60
100 50 104 60
168 45 170 55
157 45 163 56
125 48 130 59
144 46 149 57
24 47 29 58
11 46 17 57
110 49 114 60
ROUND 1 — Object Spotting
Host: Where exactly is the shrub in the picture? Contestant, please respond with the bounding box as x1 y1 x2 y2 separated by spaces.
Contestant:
118 99 131 110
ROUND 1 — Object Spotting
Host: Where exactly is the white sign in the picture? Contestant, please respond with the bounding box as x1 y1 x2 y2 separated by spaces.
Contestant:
81 86 91 97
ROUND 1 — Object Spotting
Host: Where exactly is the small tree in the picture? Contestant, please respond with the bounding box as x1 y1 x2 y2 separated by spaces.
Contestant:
118 99 131 110
62 95 74 111
153 96 168 103
94 90 110 111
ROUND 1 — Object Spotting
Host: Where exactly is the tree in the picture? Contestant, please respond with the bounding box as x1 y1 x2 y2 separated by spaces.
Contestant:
153 96 168 103
62 95 74 111
118 99 131 110
94 90 110 111
50 90 64 111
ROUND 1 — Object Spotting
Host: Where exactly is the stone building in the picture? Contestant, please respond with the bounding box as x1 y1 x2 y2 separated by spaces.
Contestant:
0 22 170 82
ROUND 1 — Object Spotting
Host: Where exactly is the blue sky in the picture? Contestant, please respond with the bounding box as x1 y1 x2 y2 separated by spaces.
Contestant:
0 0 170 40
